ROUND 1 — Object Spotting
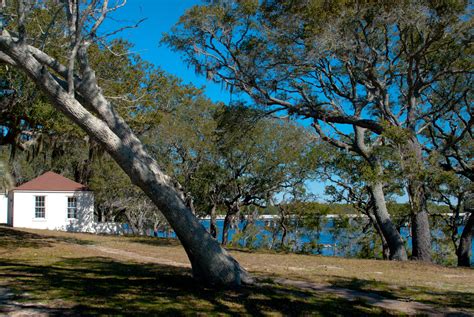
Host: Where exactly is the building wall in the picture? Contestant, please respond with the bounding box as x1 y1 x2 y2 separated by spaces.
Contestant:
12 190 95 232
0 193 7 224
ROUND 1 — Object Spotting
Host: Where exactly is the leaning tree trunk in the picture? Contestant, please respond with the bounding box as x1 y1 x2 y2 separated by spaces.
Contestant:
367 212 390 260
370 183 408 261
0 39 251 286
354 127 407 261
457 212 473 267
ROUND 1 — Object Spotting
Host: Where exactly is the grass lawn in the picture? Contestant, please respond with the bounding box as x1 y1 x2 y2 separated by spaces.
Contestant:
0 226 473 316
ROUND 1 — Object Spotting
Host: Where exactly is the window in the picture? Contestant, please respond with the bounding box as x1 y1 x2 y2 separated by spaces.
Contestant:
67 197 77 219
35 196 45 218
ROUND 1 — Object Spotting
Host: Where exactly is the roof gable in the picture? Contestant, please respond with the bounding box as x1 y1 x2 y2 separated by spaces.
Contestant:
14 172 87 191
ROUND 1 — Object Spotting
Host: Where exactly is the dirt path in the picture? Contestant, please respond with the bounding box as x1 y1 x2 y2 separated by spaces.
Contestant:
273 278 450 316
86 245 470 316
87 244 190 268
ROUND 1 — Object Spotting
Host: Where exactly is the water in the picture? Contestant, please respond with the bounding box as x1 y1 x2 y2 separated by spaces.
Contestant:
144 217 473 264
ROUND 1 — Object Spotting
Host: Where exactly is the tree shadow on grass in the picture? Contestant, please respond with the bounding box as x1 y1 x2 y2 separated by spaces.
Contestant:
329 277 474 313
0 226 93 251
0 257 389 316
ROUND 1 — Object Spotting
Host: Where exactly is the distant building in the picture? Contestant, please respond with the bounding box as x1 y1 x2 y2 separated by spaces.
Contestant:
0 171 124 234
0 190 7 224
0 171 96 232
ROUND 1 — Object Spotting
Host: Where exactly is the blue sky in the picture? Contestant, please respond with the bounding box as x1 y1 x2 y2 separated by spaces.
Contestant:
107 0 232 103
106 1 335 201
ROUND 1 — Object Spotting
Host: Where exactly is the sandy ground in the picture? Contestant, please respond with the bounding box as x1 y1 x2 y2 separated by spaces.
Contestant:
1 227 473 316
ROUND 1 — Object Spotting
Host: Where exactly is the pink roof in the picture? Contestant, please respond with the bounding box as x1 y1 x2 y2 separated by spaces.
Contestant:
14 171 88 191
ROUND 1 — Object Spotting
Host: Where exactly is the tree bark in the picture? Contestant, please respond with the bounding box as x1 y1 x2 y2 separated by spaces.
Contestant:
279 206 288 248
407 180 432 262
222 213 233 246
353 127 407 260
233 209 242 237
370 183 408 261
406 138 432 262
0 40 251 286
124 210 138 235
457 212 473 267
410 206 432 262
210 203 218 239
367 212 390 260
222 204 240 246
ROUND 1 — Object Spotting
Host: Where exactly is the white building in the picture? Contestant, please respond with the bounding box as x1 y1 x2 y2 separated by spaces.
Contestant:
0 171 95 232
0 192 7 224
0 171 122 234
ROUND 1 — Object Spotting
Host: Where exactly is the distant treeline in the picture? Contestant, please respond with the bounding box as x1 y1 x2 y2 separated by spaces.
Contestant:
220 202 450 217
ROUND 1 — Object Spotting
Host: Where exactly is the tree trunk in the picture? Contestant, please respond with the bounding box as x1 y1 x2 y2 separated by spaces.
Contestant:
406 138 432 262
233 209 242 237
370 183 408 261
222 213 233 245
280 222 288 248
270 221 278 250
279 206 288 248
74 140 94 185
0 41 251 286
222 204 240 246
353 127 407 261
381 237 390 260
124 210 138 235
410 207 432 262
457 212 473 267
210 204 218 239
368 212 390 260
185 193 196 215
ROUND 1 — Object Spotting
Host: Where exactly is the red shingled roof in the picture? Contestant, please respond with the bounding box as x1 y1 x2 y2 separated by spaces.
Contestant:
14 171 88 191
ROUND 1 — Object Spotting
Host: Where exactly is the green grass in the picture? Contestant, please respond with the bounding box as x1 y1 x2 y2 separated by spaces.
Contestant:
1 226 472 316
1 257 388 316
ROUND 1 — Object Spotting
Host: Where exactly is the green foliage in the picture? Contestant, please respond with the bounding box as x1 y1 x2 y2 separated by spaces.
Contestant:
2 0 470 266
149 97 318 222
165 0 471 238
0 153 13 192
430 215 459 266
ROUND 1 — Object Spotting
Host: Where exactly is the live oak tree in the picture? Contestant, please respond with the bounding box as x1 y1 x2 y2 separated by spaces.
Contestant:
318 142 408 260
145 94 221 220
89 157 167 235
4 58 211 235
0 2 88 159
153 102 316 244
0 1 251 286
430 174 473 267
313 123 409 261
0 30 202 236
0 36 179 184
165 0 472 262
269 185 329 253
211 107 317 245
425 94 473 267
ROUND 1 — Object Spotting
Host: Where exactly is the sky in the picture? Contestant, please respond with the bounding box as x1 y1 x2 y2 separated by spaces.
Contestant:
107 0 232 103
105 1 337 201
